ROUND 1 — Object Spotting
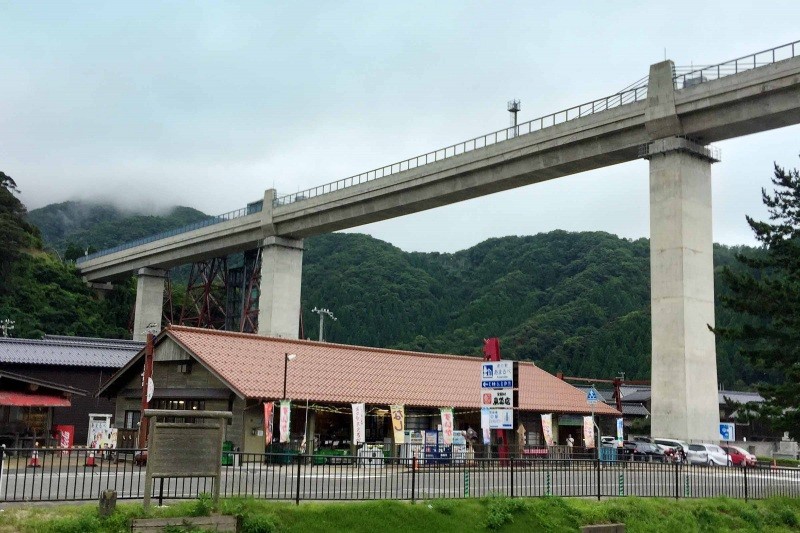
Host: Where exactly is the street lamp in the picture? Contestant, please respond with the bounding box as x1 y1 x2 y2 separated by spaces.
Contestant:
283 353 296 399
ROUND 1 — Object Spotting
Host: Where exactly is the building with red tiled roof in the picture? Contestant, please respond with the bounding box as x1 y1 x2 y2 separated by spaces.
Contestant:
99 326 619 455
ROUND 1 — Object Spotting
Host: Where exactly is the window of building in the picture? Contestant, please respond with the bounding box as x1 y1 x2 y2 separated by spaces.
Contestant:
151 399 206 423
124 410 141 430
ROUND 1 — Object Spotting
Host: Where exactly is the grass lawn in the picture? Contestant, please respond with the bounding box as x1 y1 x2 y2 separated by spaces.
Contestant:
1 496 799 532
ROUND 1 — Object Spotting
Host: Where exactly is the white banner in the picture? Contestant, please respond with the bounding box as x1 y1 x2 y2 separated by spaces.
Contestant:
616 417 624 447
541 414 554 446
352 403 365 444
440 408 454 445
480 407 491 444
279 400 291 443
583 416 595 448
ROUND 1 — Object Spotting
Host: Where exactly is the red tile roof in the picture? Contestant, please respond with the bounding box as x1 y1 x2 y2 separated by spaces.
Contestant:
166 326 619 416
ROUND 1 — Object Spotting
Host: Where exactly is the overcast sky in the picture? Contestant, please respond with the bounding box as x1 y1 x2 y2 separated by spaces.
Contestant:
2 1 799 253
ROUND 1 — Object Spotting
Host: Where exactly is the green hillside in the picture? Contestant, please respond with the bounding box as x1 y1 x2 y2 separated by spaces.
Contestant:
5 194 773 388
27 201 208 258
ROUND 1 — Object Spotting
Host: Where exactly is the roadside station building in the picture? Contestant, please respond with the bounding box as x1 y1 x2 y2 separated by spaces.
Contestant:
98 326 619 455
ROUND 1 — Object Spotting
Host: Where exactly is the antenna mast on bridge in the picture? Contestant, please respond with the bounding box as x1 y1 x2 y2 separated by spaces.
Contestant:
508 99 521 137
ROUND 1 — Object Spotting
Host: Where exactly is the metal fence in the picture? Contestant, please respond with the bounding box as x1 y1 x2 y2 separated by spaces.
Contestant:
674 39 800 89
2 447 798 504
76 201 263 264
272 83 648 208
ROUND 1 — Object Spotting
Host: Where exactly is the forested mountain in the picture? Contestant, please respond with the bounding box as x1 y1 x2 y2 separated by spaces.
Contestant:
4 197 773 389
27 201 208 259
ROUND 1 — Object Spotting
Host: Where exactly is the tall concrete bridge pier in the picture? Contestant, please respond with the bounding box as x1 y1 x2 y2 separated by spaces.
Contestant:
78 41 800 443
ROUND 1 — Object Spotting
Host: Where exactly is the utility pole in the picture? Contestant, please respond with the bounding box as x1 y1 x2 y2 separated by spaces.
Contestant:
0 319 15 338
311 307 337 342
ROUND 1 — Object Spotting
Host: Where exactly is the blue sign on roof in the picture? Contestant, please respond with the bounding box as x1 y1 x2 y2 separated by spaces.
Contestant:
587 388 599 404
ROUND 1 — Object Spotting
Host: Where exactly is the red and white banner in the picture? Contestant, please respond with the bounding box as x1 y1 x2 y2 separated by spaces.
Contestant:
263 402 274 445
352 403 365 444
541 414 554 446
279 400 291 443
440 408 454 445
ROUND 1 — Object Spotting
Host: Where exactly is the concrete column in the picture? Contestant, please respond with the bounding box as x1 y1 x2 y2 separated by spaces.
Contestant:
132 268 166 341
256 236 304 338
648 138 719 442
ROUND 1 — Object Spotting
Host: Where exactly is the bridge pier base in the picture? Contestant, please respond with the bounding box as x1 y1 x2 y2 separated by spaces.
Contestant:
647 138 720 442
133 268 167 342
257 236 304 338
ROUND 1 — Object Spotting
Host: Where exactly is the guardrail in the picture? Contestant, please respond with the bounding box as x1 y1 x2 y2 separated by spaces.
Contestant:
272 83 649 207
2 447 798 504
76 201 263 265
674 39 800 89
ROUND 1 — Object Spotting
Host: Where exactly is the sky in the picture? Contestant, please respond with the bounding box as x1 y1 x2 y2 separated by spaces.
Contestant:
2 1 799 253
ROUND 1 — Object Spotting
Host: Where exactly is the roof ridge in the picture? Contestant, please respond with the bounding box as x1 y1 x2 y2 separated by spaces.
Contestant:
166 325 535 365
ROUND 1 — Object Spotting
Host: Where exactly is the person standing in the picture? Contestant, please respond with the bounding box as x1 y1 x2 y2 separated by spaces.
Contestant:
566 434 575 457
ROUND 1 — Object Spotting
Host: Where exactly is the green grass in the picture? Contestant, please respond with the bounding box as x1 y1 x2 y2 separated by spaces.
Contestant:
1 496 800 532
757 457 800 468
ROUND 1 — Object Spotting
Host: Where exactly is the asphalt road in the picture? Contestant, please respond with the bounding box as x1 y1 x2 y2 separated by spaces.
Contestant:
2 459 798 503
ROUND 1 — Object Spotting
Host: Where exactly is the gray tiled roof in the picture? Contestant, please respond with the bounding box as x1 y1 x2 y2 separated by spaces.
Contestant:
719 390 765 404
619 403 650 416
620 389 651 402
0 336 143 368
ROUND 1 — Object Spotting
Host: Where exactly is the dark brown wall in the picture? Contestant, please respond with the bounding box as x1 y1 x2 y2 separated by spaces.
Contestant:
4 364 117 445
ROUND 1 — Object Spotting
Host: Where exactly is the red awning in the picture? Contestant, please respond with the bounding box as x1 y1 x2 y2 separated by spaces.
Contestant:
0 391 71 407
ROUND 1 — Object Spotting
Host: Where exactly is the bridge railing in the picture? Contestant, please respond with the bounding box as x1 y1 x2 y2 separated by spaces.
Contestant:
76 201 263 265
273 84 648 207
674 39 800 89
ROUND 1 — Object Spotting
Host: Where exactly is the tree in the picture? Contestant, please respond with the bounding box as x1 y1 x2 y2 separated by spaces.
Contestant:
0 171 41 282
716 158 800 440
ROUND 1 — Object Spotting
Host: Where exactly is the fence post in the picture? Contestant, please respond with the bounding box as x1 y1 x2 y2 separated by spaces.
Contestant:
294 454 302 506
510 458 515 498
675 462 679 500
596 458 601 501
411 455 417 503
744 465 748 502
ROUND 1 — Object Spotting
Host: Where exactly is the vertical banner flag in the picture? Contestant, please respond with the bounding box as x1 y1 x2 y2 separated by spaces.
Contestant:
480 407 491 445
390 405 405 444
279 400 291 443
541 414 554 446
616 417 624 447
352 403 366 444
583 416 595 448
263 402 275 445
440 408 454 445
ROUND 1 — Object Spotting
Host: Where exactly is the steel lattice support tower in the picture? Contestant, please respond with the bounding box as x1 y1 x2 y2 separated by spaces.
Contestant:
179 257 228 329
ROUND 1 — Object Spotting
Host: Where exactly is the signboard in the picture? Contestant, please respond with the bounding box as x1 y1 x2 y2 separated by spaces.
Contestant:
719 422 736 442
485 408 513 429
583 416 595 448
586 388 599 405
481 361 513 389
481 389 514 408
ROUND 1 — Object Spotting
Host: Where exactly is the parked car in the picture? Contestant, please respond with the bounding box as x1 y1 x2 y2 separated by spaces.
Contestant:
621 441 666 462
687 443 731 466
720 445 756 467
654 438 688 463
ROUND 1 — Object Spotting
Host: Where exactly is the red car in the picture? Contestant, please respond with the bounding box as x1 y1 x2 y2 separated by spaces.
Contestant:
720 445 756 467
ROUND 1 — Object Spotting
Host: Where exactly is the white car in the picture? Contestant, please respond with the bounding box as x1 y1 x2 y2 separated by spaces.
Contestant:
687 443 731 466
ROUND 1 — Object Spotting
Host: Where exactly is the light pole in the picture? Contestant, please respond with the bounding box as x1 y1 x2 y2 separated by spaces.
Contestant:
282 353 296 399
311 307 337 342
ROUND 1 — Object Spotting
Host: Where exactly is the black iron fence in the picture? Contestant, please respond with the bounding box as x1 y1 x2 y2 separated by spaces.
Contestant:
1 447 798 504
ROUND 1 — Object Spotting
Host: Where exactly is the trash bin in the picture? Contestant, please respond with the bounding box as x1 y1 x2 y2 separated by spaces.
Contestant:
221 440 234 466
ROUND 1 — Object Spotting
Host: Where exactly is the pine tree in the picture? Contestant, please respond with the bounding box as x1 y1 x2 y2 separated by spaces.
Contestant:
717 158 800 440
